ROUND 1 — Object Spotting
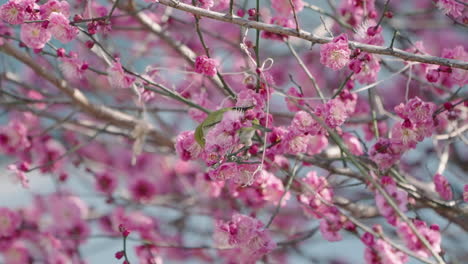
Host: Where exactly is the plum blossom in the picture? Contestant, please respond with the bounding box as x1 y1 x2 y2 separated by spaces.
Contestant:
198 0 214 9
95 172 118 194
39 0 70 19
0 208 21 237
213 213 276 263
20 23 52 49
175 130 203 161
350 53 381 84
0 120 30 154
319 210 344 242
363 236 408 264
49 195 88 229
2 242 30 264
463 185 468 203
271 0 304 15
107 58 136 89
48 12 78 43
320 34 351 70
208 162 238 181
298 171 334 218
433 173 453 201
343 132 364 155
436 0 465 18
7 161 30 188
369 138 404 170
397 219 441 258
0 0 26 24
59 51 88 81
375 176 408 226
285 87 305 111
195 55 217 77
129 176 157 202
262 17 295 41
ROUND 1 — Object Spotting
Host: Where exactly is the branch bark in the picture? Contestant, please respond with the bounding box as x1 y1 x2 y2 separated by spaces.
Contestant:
1 42 175 150
157 0 468 70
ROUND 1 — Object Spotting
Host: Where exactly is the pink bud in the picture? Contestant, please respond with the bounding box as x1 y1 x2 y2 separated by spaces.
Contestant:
41 20 49 29
115 251 124 260
443 102 453 111
426 69 439 82
56 48 65 57
73 14 83 22
248 8 257 17
85 41 94 49
236 9 245 17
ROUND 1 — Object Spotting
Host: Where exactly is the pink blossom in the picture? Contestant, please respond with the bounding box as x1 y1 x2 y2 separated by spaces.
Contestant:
369 138 404 170
285 87 305 111
364 239 408 264
449 46 468 86
463 185 468 203
283 132 309 154
363 121 387 141
7 162 30 188
433 173 453 200
234 164 260 186
49 195 88 229
2 242 30 264
195 55 217 77
397 219 441 258
135 245 163 264
59 51 88 81
0 208 20 237
209 162 238 181
354 20 384 46
48 12 78 43
319 212 343 242
205 125 237 155
298 171 334 218
375 176 408 226
320 34 351 70
0 120 30 154
20 22 52 49
107 58 136 89
66 219 90 243
213 213 276 262
262 16 294 41
0 0 26 24
324 98 349 128
129 176 157 202
95 172 118 194
436 0 465 18
391 121 419 149
343 132 364 155
175 130 203 161
350 53 381 84
198 0 214 9
306 134 328 155
39 0 70 19
271 0 304 15
37 138 66 173
395 97 437 124
0 20 14 45
291 111 317 133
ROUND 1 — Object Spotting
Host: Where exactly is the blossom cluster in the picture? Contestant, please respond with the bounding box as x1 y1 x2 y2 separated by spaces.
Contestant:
213 213 276 263
370 97 438 170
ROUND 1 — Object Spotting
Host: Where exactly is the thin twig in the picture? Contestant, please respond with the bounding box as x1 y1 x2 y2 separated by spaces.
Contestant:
286 41 326 103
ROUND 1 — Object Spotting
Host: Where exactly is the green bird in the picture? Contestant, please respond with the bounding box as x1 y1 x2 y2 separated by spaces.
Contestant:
194 106 254 147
